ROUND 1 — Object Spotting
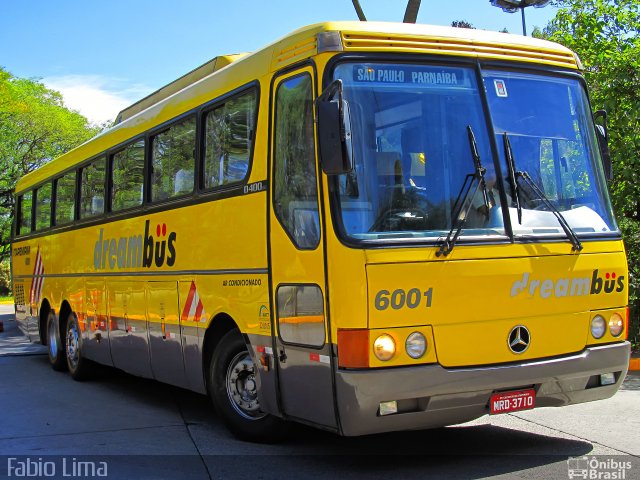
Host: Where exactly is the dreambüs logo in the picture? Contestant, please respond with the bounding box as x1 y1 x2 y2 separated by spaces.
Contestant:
511 269 625 299
94 220 177 270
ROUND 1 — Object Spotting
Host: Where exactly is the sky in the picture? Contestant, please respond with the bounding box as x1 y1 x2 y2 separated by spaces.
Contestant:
0 0 558 124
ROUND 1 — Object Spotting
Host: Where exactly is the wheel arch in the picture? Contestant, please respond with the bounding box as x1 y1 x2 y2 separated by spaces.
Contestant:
58 300 73 341
202 313 241 388
38 298 52 345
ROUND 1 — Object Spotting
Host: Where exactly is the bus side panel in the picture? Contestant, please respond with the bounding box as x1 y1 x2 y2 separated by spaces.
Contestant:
178 281 205 394
147 281 188 389
108 280 152 378
83 279 112 366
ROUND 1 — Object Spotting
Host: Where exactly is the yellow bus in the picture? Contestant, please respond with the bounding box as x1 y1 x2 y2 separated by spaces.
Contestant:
12 21 630 442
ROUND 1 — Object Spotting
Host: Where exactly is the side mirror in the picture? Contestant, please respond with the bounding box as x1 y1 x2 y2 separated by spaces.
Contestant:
593 109 613 181
316 79 354 175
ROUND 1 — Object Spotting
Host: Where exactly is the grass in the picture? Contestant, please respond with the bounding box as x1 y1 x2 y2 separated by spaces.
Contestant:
0 296 13 304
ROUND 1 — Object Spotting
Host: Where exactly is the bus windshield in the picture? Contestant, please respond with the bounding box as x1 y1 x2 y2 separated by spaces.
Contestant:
330 62 617 243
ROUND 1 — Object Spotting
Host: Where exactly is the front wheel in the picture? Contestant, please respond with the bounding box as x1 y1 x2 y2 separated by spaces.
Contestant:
66 313 95 380
208 330 287 442
46 310 67 371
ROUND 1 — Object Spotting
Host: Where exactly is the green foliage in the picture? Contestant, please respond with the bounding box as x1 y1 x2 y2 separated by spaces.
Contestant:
0 260 11 296
451 20 475 29
543 0 640 344
0 67 99 257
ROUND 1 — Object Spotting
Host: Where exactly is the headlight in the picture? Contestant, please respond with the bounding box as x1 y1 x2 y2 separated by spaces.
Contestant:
373 334 396 361
405 332 427 359
591 315 606 339
608 313 624 337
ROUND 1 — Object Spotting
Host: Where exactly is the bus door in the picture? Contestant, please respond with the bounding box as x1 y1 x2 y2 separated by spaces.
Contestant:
269 67 336 429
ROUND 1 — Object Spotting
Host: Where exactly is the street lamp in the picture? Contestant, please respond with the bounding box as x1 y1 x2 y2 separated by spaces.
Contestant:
490 0 551 36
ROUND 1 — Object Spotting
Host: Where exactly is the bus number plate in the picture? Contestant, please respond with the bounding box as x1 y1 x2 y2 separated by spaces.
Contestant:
490 389 535 415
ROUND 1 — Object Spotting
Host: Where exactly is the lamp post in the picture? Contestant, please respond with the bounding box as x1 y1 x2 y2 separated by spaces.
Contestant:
490 0 551 36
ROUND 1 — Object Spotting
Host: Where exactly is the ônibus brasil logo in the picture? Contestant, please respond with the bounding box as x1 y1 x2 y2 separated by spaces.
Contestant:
94 220 176 270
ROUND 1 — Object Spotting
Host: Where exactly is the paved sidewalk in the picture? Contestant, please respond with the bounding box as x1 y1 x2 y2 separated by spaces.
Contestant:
0 306 46 357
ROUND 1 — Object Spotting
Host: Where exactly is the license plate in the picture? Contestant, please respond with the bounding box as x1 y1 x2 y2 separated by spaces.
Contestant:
489 389 535 414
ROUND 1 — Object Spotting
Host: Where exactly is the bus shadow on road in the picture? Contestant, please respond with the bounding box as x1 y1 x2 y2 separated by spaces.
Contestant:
87 364 597 479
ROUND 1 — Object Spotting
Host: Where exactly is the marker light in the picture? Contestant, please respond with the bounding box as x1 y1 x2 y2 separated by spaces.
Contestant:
405 332 427 359
591 315 606 339
608 312 624 337
373 334 396 361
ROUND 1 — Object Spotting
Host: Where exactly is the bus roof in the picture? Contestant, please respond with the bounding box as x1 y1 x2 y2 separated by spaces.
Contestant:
16 21 579 194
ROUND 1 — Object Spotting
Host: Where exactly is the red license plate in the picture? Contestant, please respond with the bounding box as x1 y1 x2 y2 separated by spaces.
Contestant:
490 389 536 414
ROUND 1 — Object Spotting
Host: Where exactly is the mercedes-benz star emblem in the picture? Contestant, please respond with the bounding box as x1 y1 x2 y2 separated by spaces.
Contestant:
508 325 530 354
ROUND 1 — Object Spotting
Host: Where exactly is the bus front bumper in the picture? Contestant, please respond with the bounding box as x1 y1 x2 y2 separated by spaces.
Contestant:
335 342 630 436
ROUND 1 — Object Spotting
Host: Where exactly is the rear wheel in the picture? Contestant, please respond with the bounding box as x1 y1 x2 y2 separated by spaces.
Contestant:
208 330 287 442
66 313 95 380
46 310 67 371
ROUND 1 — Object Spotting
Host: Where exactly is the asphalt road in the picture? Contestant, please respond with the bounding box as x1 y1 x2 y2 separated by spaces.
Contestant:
0 305 638 480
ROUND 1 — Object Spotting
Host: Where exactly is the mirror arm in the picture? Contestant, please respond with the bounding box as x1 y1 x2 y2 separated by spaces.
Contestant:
593 109 612 181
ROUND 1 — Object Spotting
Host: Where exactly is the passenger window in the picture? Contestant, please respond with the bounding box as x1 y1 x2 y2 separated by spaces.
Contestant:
35 183 52 230
18 192 33 235
55 171 76 225
111 140 145 211
151 116 196 202
273 73 320 249
80 157 106 219
203 90 256 189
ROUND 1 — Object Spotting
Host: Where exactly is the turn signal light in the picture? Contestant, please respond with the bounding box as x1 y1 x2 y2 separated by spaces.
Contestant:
337 329 369 368
625 307 630 340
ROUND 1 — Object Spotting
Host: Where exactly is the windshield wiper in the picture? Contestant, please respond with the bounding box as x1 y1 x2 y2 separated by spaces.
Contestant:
502 132 583 252
436 126 489 257
502 133 522 224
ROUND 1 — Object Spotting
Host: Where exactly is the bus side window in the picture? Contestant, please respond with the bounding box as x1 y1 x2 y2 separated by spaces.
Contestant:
151 116 196 202
34 182 52 231
111 140 145 212
17 191 33 235
80 157 106 219
55 170 77 226
273 73 320 250
203 90 256 189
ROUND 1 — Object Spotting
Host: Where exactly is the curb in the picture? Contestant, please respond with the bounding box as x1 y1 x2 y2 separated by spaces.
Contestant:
630 357 640 372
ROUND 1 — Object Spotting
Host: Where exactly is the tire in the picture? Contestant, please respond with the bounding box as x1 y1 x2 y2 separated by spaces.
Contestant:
46 310 67 371
65 312 95 380
208 330 288 442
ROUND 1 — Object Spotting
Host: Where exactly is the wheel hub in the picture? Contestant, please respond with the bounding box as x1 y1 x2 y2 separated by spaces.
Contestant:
48 319 58 358
226 352 266 420
66 323 79 369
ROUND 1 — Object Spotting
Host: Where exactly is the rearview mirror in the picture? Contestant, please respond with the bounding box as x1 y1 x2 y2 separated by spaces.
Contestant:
316 80 354 175
593 109 612 181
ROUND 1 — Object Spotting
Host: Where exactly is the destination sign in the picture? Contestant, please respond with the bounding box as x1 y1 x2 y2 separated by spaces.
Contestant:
350 65 473 88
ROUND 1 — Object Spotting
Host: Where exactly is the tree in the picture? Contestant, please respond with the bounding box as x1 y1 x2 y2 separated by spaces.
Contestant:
451 20 475 29
0 67 98 261
542 0 640 343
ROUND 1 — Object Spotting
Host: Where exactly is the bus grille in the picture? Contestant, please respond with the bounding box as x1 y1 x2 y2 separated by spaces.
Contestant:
14 284 24 306
341 32 578 69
